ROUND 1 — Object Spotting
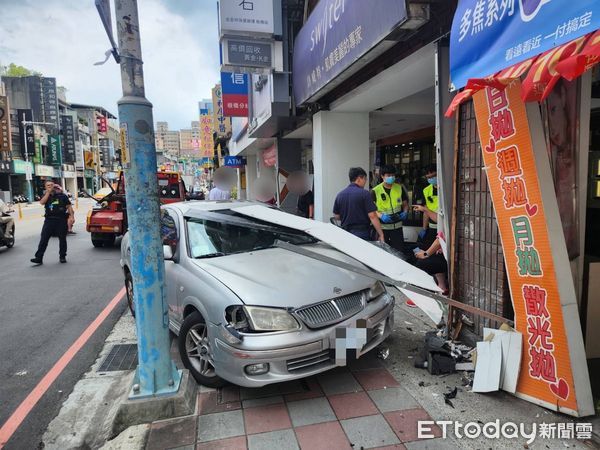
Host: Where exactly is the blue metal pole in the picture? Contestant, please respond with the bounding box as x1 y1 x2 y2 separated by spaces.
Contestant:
115 0 180 398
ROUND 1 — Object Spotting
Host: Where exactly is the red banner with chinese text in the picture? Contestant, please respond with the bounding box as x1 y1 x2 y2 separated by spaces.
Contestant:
473 81 578 414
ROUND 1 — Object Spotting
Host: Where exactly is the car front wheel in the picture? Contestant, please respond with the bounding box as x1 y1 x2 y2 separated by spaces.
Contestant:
125 271 135 317
178 311 226 388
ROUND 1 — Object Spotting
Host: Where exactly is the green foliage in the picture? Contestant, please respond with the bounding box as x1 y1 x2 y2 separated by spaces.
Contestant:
0 63 42 77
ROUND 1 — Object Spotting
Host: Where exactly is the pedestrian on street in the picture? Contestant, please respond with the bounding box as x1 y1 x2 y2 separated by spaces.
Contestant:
0 197 15 239
371 165 409 252
297 189 314 219
30 181 75 265
333 167 385 242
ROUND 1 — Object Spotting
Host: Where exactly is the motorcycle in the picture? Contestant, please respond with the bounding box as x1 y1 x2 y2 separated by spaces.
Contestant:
0 205 15 249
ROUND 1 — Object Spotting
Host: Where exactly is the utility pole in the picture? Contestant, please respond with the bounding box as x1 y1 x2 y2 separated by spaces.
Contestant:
114 0 181 398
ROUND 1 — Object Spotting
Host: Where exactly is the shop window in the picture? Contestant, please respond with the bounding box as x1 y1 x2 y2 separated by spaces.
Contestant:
453 100 513 335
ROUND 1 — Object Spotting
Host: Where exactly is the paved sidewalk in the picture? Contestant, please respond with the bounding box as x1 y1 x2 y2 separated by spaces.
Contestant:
145 354 450 450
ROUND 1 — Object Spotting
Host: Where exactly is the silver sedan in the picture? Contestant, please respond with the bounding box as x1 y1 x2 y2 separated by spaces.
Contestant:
120 201 394 387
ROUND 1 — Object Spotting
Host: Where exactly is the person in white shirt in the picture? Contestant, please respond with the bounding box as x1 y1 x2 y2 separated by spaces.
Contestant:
208 186 231 201
0 198 15 238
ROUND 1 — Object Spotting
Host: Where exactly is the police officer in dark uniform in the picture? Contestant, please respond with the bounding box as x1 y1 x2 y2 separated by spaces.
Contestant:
31 180 75 265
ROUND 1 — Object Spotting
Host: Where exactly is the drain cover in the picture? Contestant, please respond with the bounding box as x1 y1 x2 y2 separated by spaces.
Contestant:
98 344 138 372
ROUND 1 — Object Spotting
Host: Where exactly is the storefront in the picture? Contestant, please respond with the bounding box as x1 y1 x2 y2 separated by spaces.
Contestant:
62 165 77 195
84 169 96 194
10 160 34 199
444 0 599 417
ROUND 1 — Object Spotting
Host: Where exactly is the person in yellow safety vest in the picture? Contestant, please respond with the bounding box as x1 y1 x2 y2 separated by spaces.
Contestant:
371 165 409 252
413 164 439 247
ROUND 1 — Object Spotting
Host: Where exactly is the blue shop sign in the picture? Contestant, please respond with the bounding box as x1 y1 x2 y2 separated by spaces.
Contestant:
450 0 600 90
292 0 407 106
224 155 247 168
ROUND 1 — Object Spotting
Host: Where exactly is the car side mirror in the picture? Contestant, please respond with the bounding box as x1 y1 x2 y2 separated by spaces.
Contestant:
163 245 174 260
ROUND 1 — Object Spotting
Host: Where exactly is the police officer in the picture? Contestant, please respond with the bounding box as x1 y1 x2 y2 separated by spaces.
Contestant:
414 164 439 248
371 165 409 251
31 180 75 265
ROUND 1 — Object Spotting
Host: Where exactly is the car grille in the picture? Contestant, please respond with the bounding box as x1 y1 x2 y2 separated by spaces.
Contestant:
287 350 332 373
294 290 366 328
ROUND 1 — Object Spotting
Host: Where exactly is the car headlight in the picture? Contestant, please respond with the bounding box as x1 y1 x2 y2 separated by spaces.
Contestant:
243 306 300 331
368 281 386 301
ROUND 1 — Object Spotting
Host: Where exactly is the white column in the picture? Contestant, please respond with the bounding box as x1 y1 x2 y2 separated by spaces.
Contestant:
312 111 370 222
245 155 258 201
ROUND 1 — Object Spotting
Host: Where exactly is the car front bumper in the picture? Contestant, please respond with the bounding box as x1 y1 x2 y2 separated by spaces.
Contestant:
210 294 395 387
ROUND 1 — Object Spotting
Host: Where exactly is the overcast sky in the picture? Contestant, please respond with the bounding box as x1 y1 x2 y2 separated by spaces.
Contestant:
0 0 220 130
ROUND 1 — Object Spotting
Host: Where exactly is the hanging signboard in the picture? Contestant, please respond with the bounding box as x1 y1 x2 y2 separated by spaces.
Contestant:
48 135 62 166
0 96 12 153
450 0 600 90
199 108 214 159
42 77 59 129
96 115 108 133
224 155 247 168
221 72 249 117
219 0 275 35
292 0 407 106
222 37 274 71
473 80 593 417
60 115 77 164
212 84 232 136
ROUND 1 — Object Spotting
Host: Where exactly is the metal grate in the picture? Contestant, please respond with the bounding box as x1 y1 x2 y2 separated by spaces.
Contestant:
454 100 513 335
294 291 365 328
97 344 138 372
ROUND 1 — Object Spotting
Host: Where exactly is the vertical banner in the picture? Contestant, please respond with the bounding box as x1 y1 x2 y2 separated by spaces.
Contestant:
212 84 232 136
0 96 12 154
199 108 214 159
221 72 249 117
99 138 111 167
33 139 42 164
473 80 592 417
17 109 35 158
42 77 59 129
60 115 77 164
96 115 108 133
48 135 62 166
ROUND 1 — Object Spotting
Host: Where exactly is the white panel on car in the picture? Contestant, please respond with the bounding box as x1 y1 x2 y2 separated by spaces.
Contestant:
232 205 441 293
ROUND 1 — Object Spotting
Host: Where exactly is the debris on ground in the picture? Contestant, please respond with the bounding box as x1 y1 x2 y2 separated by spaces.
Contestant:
443 387 458 408
377 347 390 360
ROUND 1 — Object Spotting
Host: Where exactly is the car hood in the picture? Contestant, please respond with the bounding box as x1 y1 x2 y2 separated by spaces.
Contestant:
192 244 375 309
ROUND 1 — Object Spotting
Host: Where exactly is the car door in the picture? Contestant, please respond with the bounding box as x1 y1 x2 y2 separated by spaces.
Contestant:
162 207 184 325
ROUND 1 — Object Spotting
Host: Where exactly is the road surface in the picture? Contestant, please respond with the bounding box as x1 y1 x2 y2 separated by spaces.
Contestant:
0 199 127 449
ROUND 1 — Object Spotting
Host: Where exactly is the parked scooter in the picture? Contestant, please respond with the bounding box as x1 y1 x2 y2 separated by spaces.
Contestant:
0 204 15 249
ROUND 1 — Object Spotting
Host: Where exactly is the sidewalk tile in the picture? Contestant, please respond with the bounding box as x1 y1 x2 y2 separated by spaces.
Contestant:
240 380 304 400
328 391 379 420
284 379 323 402
354 368 401 391
198 391 241 415
295 421 352 450
197 436 247 450
244 403 292 434
169 446 195 450
317 368 362 395
247 429 299 450
220 386 241 403
340 415 401 448
372 446 407 450
404 439 448 449
287 397 336 427
197 410 245 443
242 395 284 409
368 387 420 413
384 409 442 443
146 417 196 450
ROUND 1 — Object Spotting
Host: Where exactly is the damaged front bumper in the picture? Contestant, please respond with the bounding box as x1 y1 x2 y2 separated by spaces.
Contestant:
210 294 395 387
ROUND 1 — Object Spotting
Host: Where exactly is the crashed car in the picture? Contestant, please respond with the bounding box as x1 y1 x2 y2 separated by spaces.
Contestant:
120 201 395 387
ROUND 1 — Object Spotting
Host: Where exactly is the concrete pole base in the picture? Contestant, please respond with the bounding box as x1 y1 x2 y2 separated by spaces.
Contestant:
111 369 197 438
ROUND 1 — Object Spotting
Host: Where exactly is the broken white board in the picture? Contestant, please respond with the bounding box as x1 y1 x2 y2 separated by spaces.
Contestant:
472 339 502 393
399 288 445 325
232 205 441 293
483 328 522 394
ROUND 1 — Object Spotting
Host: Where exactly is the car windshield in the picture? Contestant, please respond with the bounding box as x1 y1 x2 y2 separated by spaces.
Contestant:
186 213 317 258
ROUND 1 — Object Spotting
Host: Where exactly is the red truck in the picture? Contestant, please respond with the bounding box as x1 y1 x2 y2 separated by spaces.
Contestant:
86 171 186 247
